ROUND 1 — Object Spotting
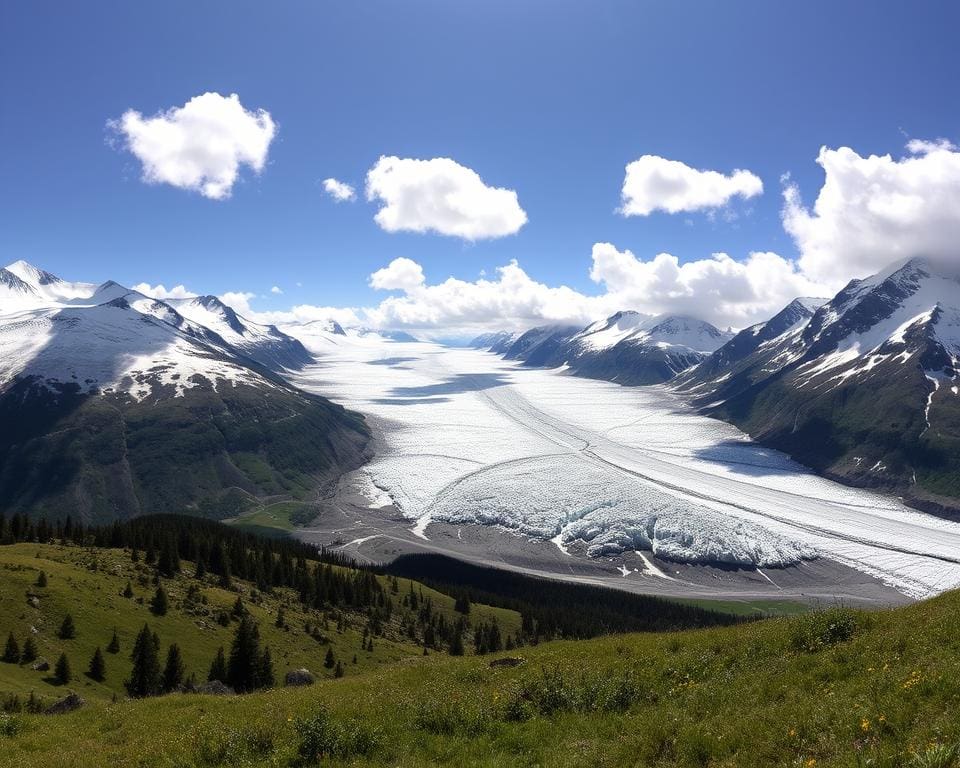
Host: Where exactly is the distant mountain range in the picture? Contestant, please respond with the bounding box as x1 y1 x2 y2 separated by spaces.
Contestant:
475 256 960 509
0 261 368 523
472 313 732 385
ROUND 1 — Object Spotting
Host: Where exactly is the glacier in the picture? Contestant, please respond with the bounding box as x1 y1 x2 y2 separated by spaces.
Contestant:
290 334 960 599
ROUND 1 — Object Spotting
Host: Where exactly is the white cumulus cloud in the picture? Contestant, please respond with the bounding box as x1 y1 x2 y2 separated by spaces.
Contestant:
132 282 197 300
365 156 527 240
219 291 257 315
322 177 356 202
369 257 425 291
588 244 826 329
620 155 763 216
270 285 283 295
783 140 960 285
109 92 276 200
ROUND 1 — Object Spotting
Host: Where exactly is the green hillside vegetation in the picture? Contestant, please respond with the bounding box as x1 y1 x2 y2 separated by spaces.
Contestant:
0 567 959 767
0 541 518 706
0 379 370 524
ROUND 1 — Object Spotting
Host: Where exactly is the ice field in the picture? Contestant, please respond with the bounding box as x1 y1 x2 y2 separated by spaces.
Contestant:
291 337 960 599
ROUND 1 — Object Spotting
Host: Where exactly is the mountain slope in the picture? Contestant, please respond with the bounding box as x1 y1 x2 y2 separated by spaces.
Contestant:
168 295 313 371
482 313 731 385
677 257 960 506
0 263 369 522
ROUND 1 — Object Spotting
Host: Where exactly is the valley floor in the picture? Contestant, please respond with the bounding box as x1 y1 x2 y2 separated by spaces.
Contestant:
290 339 960 602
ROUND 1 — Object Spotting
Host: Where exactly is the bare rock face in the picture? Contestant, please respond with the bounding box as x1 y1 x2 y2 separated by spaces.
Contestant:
285 668 315 686
45 693 85 715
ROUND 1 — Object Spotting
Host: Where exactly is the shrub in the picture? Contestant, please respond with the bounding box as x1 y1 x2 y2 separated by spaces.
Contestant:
789 608 858 653
293 707 380 764
193 723 275 766
0 712 24 738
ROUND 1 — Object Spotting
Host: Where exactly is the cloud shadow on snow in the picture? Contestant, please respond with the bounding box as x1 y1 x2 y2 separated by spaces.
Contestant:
384 372 510 400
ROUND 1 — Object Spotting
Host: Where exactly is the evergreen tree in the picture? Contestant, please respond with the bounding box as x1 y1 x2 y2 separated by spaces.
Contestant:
21 636 38 664
275 607 286 628
123 581 134 599
2 633 19 663
157 537 180 577
150 585 169 616
162 644 185 692
226 614 262 693
107 629 121 654
87 647 106 682
323 647 335 669
194 557 206 580
256 647 274 689
207 647 227 683
454 594 471 614
334 660 344 678
35 571 47 588
54 653 71 685
231 595 245 618
58 614 76 640
126 624 161 697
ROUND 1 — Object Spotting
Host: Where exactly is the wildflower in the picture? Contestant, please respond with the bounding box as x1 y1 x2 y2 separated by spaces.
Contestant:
860 718 870 733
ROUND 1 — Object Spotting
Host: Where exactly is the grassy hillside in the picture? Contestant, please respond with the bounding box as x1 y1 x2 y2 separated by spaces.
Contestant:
0 573 958 766
0 542 519 705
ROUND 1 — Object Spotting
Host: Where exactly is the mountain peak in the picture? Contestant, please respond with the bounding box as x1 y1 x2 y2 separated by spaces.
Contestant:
5 259 63 286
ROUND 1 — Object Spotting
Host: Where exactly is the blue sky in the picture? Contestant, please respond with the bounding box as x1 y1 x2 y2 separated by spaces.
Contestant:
2 1 959 332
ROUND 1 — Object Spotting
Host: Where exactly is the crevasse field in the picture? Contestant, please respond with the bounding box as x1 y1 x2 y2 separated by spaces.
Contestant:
291 336 960 599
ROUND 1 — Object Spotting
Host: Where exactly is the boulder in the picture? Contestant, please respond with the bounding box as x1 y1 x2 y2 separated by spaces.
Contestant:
285 668 315 687
45 693 85 714
27 596 40 609
30 658 50 672
194 680 234 696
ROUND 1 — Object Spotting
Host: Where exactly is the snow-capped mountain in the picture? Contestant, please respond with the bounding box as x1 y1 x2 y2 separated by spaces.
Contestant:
677 257 960 506
168 295 313 371
468 330 521 354
0 262 368 523
478 313 731 385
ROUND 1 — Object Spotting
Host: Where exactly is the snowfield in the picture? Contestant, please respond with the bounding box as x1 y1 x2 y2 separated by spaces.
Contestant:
290 336 960 599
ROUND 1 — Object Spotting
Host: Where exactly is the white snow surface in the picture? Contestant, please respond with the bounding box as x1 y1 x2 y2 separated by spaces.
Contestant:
0 262 269 400
289 336 960 598
571 312 731 353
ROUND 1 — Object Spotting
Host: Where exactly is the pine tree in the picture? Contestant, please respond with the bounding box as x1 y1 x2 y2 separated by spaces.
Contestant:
334 660 344 678
2 633 19 663
162 644 185 692
21 636 38 664
227 614 262 693
208 647 227 683
324 647 335 669
194 557 206 580
256 647 274 689
35 571 47 588
87 647 106 682
150 585 169 616
107 629 120 654
157 537 180 577
54 652 71 685
275 607 286 628
454 594 471 614
231 595 245 618
126 624 161 697
58 614 76 640
123 581 134 599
